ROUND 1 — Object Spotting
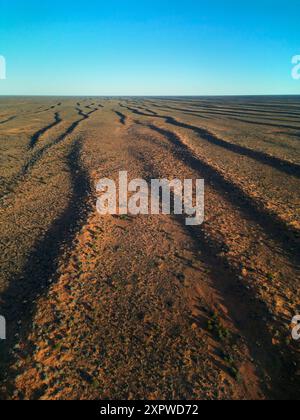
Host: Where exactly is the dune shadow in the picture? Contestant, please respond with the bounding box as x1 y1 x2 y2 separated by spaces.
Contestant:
144 123 300 263
29 112 62 149
115 111 126 125
0 116 17 125
180 217 300 400
122 105 300 179
0 138 92 398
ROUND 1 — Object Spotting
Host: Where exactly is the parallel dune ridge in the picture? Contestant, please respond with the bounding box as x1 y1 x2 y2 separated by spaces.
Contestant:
0 96 299 400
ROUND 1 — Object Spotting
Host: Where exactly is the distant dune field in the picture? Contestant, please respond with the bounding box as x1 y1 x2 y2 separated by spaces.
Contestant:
0 96 299 400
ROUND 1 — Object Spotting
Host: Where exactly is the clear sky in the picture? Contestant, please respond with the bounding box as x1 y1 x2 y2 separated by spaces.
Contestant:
0 0 299 96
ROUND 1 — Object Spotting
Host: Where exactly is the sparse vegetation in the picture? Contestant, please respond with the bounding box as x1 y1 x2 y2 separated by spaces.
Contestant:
207 312 231 341
0 97 299 400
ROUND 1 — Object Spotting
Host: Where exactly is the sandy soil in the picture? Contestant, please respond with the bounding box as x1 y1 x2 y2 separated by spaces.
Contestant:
0 97 299 400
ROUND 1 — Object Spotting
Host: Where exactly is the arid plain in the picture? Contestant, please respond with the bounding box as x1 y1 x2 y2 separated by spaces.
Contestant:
0 96 299 400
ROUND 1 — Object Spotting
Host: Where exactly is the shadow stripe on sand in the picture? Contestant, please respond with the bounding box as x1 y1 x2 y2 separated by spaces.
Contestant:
122 105 300 179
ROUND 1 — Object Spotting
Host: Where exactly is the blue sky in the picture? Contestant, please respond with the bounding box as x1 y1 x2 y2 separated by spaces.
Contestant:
0 0 299 95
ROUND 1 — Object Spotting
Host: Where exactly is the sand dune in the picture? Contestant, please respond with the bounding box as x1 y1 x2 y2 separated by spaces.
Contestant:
0 97 299 400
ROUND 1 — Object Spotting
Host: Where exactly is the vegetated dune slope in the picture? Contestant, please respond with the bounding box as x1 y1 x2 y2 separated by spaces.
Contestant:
0 96 299 400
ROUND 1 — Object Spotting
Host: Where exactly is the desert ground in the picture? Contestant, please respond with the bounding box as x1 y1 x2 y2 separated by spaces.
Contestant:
0 96 299 400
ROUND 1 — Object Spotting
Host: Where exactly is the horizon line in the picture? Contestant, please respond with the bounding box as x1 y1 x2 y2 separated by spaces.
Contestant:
1 94 300 98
